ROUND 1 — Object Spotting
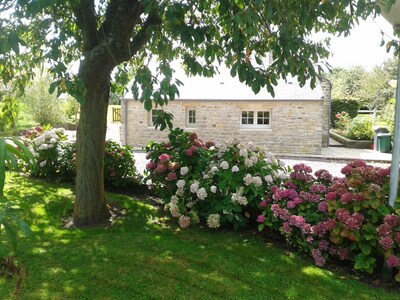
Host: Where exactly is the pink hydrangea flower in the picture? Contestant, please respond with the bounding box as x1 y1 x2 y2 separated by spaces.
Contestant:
386 254 400 268
384 215 399 228
287 201 296 209
379 236 394 250
257 215 266 223
318 201 328 212
259 200 267 207
159 154 170 162
179 215 191 228
185 148 193 156
166 172 177 181
146 161 157 170
311 249 326 267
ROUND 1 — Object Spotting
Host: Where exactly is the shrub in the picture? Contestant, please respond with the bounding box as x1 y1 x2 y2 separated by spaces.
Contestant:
259 159 400 279
345 116 374 141
145 128 288 230
24 127 140 188
104 140 138 188
331 99 359 127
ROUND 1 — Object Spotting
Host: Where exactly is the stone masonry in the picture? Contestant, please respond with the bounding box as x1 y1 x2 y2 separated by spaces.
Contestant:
120 98 327 155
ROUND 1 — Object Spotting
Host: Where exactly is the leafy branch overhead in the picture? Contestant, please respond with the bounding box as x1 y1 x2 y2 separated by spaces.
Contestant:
1 0 381 106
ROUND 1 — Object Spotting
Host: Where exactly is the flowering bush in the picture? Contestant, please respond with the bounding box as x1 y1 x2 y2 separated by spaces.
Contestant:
259 159 400 280
26 126 67 178
24 127 140 188
145 128 288 230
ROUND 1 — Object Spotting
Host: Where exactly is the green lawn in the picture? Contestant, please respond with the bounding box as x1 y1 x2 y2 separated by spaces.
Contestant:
0 175 399 299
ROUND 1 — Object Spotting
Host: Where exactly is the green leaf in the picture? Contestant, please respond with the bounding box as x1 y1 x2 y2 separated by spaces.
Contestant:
258 223 265 231
144 100 152 111
358 241 371 256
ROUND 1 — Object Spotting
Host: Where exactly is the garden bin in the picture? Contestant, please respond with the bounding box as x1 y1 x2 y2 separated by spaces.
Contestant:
377 133 391 153
373 126 389 151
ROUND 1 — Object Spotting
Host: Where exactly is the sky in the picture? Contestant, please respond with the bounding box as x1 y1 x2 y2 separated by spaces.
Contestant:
327 15 396 70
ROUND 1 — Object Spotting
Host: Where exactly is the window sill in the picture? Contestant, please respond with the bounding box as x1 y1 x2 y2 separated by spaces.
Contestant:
239 127 272 131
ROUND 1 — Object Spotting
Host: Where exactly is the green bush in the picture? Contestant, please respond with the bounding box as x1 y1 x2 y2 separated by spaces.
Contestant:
331 99 359 127
345 116 374 141
24 127 140 189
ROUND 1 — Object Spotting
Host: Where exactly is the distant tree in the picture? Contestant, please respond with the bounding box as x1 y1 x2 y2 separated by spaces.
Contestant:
22 73 66 126
327 58 397 109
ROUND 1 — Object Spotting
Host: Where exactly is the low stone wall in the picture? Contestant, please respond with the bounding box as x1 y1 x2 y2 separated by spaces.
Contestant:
330 130 372 149
121 99 327 155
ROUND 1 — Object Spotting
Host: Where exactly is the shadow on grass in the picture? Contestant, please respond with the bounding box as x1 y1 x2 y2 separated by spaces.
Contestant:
1 175 399 299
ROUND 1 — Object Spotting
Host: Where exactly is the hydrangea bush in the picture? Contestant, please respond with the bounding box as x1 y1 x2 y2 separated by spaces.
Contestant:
145 128 288 230
259 159 400 280
23 126 140 188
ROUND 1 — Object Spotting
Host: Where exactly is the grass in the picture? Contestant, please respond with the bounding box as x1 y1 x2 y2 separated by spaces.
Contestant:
1 175 400 299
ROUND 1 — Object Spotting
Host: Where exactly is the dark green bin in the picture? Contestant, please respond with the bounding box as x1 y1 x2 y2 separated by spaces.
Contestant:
377 133 391 153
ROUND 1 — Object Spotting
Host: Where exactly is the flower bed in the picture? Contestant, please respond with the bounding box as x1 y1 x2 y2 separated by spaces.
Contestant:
146 129 400 282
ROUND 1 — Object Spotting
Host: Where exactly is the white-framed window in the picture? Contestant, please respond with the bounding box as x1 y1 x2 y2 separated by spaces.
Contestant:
187 109 196 126
149 109 162 126
241 110 271 128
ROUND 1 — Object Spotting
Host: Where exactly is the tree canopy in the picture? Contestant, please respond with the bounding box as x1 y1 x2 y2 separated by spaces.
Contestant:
0 0 390 226
327 57 398 109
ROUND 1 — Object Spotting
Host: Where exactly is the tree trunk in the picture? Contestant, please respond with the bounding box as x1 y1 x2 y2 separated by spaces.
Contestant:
73 64 111 226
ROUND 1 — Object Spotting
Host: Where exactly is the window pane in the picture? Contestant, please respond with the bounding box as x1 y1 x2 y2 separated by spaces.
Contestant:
241 111 254 125
188 110 196 124
257 111 270 125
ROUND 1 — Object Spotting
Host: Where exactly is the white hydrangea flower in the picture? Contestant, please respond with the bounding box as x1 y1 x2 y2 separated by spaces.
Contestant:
231 165 239 172
146 179 152 186
48 144 54 149
264 175 273 183
176 179 186 189
220 161 229 170
56 128 65 134
211 166 219 173
279 160 286 167
219 143 227 152
39 161 47 167
279 172 289 180
190 181 200 193
170 195 179 205
239 148 248 158
186 202 194 208
243 174 253 186
248 142 256 151
207 214 220 228
38 144 49 150
203 174 210 179
250 156 258 163
244 158 253 167
252 176 263 187
49 138 57 144
170 205 181 218
180 166 189 176
196 187 207 200
176 188 184 197
210 185 217 193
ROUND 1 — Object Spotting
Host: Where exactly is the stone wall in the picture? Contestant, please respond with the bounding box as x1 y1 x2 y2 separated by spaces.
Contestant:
121 99 326 155
319 78 332 147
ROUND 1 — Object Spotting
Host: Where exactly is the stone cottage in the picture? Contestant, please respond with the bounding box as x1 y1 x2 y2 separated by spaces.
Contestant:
120 72 331 155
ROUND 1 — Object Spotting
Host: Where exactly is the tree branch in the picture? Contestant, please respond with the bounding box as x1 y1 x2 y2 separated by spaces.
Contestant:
72 0 99 52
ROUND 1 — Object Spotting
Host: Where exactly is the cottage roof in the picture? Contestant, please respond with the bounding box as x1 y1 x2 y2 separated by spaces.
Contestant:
123 67 325 101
